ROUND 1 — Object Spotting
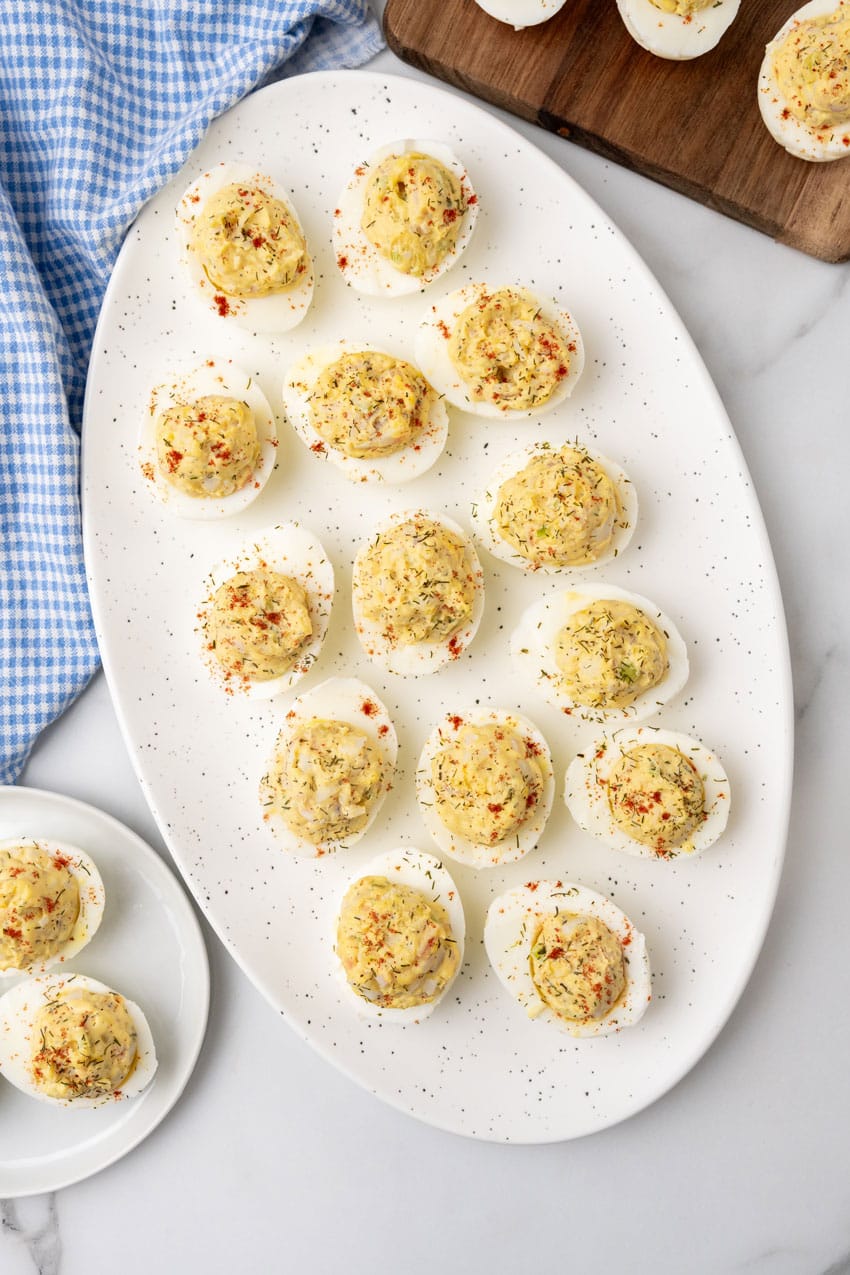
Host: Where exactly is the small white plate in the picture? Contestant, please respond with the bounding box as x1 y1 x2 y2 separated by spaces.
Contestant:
0 786 209 1197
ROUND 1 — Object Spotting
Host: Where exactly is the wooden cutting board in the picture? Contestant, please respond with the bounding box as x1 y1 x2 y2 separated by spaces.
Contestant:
384 0 850 262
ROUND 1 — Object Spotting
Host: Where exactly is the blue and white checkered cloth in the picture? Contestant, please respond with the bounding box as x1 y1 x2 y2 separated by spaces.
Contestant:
0 0 383 784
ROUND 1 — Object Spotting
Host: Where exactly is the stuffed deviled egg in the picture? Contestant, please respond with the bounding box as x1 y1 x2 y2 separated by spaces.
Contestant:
510 581 688 722
140 358 277 519
472 440 636 572
333 140 478 297
565 725 730 860
196 523 334 697
0 973 157 1107
415 283 584 419
415 708 554 867
177 161 314 331
352 510 484 675
334 848 465 1022
282 343 448 484
260 678 398 857
484 881 651 1037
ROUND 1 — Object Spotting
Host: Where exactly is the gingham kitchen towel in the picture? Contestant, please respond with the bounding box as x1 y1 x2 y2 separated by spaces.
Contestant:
0 0 383 784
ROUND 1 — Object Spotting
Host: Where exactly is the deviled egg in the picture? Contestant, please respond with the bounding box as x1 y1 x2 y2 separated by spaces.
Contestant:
472 440 637 572
282 343 448 484
415 708 554 867
0 839 105 978
334 847 465 1022
415 283 584 418
259 677 398 856
616 0 740 60
196 523 334 697
565 725 730 860
0 973 157 1106
759 0 850 161
352 510 485 675
140 358 277 519
510 581 688 722
484 881 651 1037
473 0 569 30
176 161 314 331
333 140 478 296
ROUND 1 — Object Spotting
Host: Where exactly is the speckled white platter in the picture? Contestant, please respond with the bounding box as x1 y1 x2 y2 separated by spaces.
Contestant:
82 71 792 1143
0 787 209 1195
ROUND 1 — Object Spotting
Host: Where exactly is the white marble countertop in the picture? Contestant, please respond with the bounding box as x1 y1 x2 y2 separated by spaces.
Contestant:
5 17 850 1275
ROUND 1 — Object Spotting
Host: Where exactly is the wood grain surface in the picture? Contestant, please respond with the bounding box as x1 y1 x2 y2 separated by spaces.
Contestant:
384 0 850 262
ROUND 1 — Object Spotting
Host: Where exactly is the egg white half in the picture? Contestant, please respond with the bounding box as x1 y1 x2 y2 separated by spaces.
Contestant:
473 0 568 30
414 282 585 419
509 581 689 722
139 358 278 520
333 847 465 1023
758 0 850 161
282 342 449 484
0 838 105 981
565 725 731 860
196 522 334 699
0 973 158 1107
333 139 479 297
484 881 651 1037
616 0 740 60
259 677 399 857
472 439 637 573
415 707 554 867
176 161 314 331
351 509 485 676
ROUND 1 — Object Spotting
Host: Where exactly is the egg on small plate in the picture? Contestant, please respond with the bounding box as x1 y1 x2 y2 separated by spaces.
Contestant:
759 0 850 161
176 161 314 331
139 358 277 519
565 725 731 860
259 677 399 857
334 847 465 1023
196 522 334 697
484 881 651 1037
282 342 448 484
415 282 584 419
351 509 485 675
510 581 688 722
473 0 569 30
415 707 554 867
333 140 479 297
472 439 637 573
616 0 740 60
0 838 105 980
0 972 157 1107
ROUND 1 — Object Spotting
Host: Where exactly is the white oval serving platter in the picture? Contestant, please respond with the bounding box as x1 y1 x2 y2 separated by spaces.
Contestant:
81 71 792 1143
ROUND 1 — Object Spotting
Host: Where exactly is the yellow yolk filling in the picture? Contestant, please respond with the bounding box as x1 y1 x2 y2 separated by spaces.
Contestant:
309 351 433 459
606 742 705 855
431 722 546 845
336 875 458 1010
772 10 850 129
356 518 475 647
361 151 466 277
529 913 626 1023
494 446 619 568
266 718 385 843
191 182 307 297
448 288 572 411
555 599 668 709
155 395 259 498
206 568 312 682
30 990 137 1100
0 847 80 972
